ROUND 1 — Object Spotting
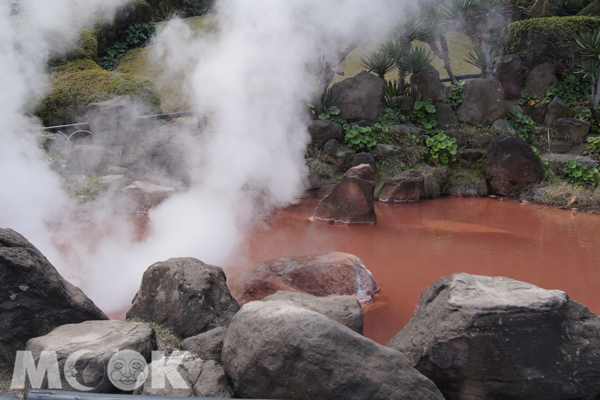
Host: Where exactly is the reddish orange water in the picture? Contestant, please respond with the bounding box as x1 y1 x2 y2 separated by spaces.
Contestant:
225 197 600 345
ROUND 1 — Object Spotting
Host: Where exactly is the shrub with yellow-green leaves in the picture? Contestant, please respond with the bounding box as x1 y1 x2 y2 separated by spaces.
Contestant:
36 60 161 126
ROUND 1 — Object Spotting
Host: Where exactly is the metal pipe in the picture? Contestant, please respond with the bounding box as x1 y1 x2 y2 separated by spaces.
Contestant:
42 112 198 133
440 73 482 83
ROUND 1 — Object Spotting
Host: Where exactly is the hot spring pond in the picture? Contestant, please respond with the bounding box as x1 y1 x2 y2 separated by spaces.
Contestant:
224 197 600 345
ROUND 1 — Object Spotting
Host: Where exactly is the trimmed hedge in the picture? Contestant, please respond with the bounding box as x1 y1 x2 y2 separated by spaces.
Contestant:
36 60 161 126
503 16 600 76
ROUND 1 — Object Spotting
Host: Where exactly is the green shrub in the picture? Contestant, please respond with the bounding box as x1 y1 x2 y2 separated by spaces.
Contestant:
446 81 465 109
503 16 600 76
586 134 600 154
563 160 599 185
99 21 156 70
544 74 591 107
506 109 536 141
36 61 161 126
424 132 457 166
47 29 99 65
94 0 152 56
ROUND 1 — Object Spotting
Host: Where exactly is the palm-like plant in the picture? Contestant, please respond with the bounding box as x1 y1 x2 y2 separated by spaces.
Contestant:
465 44 498 77
361 49 396 79
439 0 526 78
400 47 436 74
529 0 590 17
576 29 600 107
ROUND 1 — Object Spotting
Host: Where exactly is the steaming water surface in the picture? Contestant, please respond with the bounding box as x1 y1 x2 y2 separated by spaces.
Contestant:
224 197 600 345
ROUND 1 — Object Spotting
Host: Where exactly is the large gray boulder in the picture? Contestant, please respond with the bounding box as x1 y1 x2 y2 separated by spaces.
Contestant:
495 54 523 98
434 102 458 128
458 78 507 126
126 258 240 339
410 68 445 101
85 95 142 147
120 181 176 212
323 139 357 172
136 356 233 398
120 121 199 184
523 63 557 100
312 164 377 224
544 96 568 127
180 327 227 363
228 252 379 306
308 119 343 144
0 228 108 367
329 70 385 121
262 291 364 334
482 135 544 196
222 300 445 400
550 118 591 144
387 273 600 400
379 170 424 202
25 320 155 392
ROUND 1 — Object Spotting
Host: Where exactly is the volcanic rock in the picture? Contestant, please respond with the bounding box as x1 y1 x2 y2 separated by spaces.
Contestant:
311 164 376 224
180 327 227 363
458 78 507 126
410 68 445 101
222 300 445 400
482 135 544 196
262 291 364 334
495 54 523 98
228 252 379 305
308 119 343 144
323 139 356 171
352 153 378 180
329 70 385 121
373 143 405 159
490 118 517 136
379 170 424 202
137 357 233 398
85 95 142 146
456 148 484 169
126 257 239 339
387 273 600 400
25 320 155 392
550 118 592 144
0 228 108 367
62 145 109 175
120 181 176 212
544 96 568 127
434 102 458 128
524 63 558 100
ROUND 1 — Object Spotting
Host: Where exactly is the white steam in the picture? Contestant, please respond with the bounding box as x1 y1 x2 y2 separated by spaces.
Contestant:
0 0 405 314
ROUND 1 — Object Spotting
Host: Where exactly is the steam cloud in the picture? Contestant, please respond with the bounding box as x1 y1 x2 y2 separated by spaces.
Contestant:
0 0 405 314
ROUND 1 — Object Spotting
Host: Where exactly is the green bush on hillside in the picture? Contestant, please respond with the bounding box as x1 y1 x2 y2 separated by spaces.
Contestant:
504 16 600 76
47 28 98 66
36 60 161 126
94 0 152 55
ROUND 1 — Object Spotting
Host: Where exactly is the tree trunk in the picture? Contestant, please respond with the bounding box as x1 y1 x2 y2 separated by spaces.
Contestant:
594 66 600 109
479 39 494 79
430 36 457 84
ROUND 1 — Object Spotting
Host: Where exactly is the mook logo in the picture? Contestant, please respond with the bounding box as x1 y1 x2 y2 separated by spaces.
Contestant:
11 350 190 391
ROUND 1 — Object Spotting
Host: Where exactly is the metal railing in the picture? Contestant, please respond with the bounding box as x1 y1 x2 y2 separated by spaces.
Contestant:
42 112 198 133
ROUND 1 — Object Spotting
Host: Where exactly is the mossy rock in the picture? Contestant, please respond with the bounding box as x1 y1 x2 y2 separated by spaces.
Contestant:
36 60 161 126
578 0 600 16
94 0 152 55
503 16 600 77
47 28 98 66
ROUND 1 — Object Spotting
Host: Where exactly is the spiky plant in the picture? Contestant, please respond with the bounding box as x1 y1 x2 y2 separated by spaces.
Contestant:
400 47 436 74
576 29 600 107
530 0 591 17
465 45 497 77
361 49 396 79
413 8 457 83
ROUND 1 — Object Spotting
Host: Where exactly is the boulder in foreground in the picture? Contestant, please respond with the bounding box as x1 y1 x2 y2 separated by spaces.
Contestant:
0 228 107 367
387 273 600 400
222 300 445 400
228 252 379 305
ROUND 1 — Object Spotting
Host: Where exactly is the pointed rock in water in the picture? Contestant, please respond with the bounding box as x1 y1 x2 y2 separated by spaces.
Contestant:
228 252 379 306
0 228 108 367
25 320 155 392
312 164 377 224
387 273 600 400
126 257 240 338
222 300 445 400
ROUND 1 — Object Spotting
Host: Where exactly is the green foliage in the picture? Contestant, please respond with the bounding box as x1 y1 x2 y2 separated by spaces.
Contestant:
181 0 213 17
411 99 439 132
563 160 600 185
506 109 536 141
99 22 156 70
530 0 592 18
36 61 161 126
318 106 341 120
464 44 496 75
94 0 152 55
384 80 411 108
361 49 396 79
544 74 591 106
586 134 600 154
518 90 540 106
400 47 436 74
424 133 458 166
45 152 67 173
504 16 600 76
154 0 178 21
446 81 465 108
380 107 409 125
343 124 380 151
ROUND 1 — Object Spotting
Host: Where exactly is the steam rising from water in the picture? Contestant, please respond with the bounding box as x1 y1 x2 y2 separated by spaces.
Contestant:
0 0 404 313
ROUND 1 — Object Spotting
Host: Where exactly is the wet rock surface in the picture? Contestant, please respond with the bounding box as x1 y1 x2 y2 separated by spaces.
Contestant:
262 291 364 334
222 300 445 400
126 257 240 338
379 170 424 202
25 320 155 392
312 164 376 224
482 135 544 196
387 273 600 400
0 228 108 367
228 251 379 305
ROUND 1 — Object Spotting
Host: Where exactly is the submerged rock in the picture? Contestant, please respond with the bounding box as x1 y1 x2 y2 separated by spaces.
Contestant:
312 164 377 224
228 252 379 305
0 228 108 367
222 300 445 400
388 273 600 400
126 257 239 338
